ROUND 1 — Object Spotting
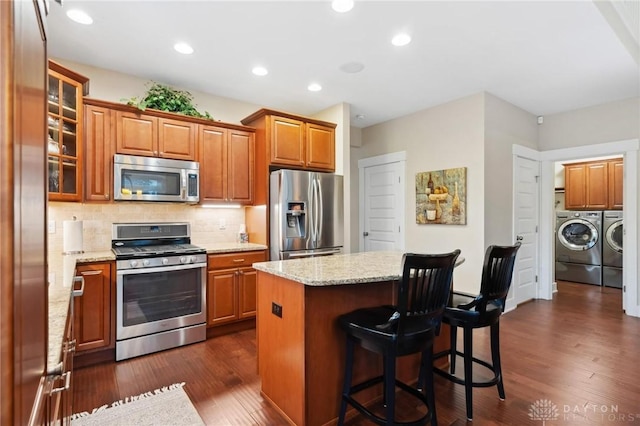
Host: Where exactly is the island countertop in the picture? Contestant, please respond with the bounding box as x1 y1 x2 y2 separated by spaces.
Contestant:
253 251 464 286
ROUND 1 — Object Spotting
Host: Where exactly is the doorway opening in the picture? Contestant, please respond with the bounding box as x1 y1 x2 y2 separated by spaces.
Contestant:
539 139 639 317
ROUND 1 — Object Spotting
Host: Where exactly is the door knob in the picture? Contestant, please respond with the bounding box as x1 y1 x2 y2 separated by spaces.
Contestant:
363 232 369 237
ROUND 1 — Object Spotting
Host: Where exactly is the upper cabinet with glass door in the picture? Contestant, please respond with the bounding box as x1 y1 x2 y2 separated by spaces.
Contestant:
47 60 89 201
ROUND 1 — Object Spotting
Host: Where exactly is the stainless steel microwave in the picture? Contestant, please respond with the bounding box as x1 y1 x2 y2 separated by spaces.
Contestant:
114 154 199 203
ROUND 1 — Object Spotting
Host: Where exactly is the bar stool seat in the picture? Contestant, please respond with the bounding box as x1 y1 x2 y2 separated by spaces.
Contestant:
432 243 521 421
337 250 461 426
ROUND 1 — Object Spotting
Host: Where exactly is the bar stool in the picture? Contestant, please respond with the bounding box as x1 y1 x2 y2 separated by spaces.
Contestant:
337 250 461 426
432 243 521 421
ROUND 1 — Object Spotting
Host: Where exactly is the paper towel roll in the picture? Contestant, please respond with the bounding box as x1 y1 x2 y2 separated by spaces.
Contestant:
63 220 84 254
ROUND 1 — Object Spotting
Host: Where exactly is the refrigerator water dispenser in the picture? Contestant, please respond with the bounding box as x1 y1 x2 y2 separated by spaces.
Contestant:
286 203 306 238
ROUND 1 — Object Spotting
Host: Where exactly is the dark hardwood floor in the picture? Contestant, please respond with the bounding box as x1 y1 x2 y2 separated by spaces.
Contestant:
73 281 640 425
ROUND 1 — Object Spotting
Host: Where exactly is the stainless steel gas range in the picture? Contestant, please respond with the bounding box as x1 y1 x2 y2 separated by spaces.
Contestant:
112 222 207 361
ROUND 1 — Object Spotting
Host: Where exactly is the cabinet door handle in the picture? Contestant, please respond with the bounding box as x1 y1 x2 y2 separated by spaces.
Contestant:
66 339 76 354
104 193 109 199
232 259 245 263
81 270 102 276
50 371 71 395
73 276 85 297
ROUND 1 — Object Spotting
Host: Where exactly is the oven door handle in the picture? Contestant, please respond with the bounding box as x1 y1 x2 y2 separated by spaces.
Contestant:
117 262 207 275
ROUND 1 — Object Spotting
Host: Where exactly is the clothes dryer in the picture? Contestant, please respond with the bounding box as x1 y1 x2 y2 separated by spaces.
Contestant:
555 211 603 286
602 210 623 288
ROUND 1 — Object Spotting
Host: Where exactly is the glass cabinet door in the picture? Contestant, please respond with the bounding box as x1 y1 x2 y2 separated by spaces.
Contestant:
47 61 88 201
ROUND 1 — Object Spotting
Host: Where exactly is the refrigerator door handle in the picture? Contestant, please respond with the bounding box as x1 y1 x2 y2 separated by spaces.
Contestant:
310 177 317 242
316 176 323 242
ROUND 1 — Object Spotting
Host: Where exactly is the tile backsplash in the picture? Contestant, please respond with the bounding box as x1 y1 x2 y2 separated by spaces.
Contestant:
47 202 246 286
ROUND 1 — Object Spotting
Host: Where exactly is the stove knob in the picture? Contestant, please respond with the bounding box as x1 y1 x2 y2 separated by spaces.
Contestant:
190 256 198 263
162 258 170 265
180 256 187 264
143 259 151 267
130 260 138 268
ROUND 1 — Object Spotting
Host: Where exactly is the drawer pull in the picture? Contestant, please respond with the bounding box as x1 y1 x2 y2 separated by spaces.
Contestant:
73 276 85 297
232 259 245 263
50 371 71 394
81 270 102 276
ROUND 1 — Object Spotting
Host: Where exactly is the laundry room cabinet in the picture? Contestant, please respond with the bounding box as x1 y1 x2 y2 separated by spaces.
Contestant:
608 158 624 210
564 159 622 210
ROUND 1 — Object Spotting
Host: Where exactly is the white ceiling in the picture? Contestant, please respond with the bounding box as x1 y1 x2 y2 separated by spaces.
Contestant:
46 1 640 128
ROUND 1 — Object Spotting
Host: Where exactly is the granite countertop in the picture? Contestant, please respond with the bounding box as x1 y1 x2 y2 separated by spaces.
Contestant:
253 251 465 286
46 243 267 371
253 251 404 286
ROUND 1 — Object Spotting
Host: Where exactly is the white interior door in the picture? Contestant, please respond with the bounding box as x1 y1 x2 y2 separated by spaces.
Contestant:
510 155 540 308
359 153 405 252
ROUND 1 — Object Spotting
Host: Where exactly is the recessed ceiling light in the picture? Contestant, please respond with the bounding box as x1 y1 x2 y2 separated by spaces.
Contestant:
339 62 365 74
174 42 194 55
332 0 354 13
391 33 412 47
66 9 93 25
252 66 268 76
307 83 322 92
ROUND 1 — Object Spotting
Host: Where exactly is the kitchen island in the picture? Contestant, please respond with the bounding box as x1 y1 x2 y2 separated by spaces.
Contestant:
253 251 462 426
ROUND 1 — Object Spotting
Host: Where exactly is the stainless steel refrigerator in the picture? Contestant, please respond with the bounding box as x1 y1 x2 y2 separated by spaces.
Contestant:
270 169 344 260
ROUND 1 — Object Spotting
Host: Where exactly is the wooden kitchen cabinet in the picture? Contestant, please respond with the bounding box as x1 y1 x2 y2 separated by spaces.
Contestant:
306 122 336 170
241 108 336 173
84 100 115 202
116 110 196 160
207 251 266 327
564 159 622 210
73 262 114 352
47 60 89 202
270 115 306 167
198 124 255 204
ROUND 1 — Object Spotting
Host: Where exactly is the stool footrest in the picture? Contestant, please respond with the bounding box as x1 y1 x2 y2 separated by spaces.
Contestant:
433 350 501 389
342 375 432 426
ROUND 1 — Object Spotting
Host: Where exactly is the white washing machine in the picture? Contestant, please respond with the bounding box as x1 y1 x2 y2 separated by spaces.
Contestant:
602 210 623 288
555 211 603 286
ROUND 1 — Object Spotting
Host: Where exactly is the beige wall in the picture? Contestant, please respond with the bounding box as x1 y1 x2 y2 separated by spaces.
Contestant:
484 93 539 245
353 93 486 294
538 97 640 150
52 58 262 125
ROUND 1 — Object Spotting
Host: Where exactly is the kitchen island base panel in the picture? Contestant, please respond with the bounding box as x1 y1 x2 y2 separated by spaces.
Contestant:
257 271 450 426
